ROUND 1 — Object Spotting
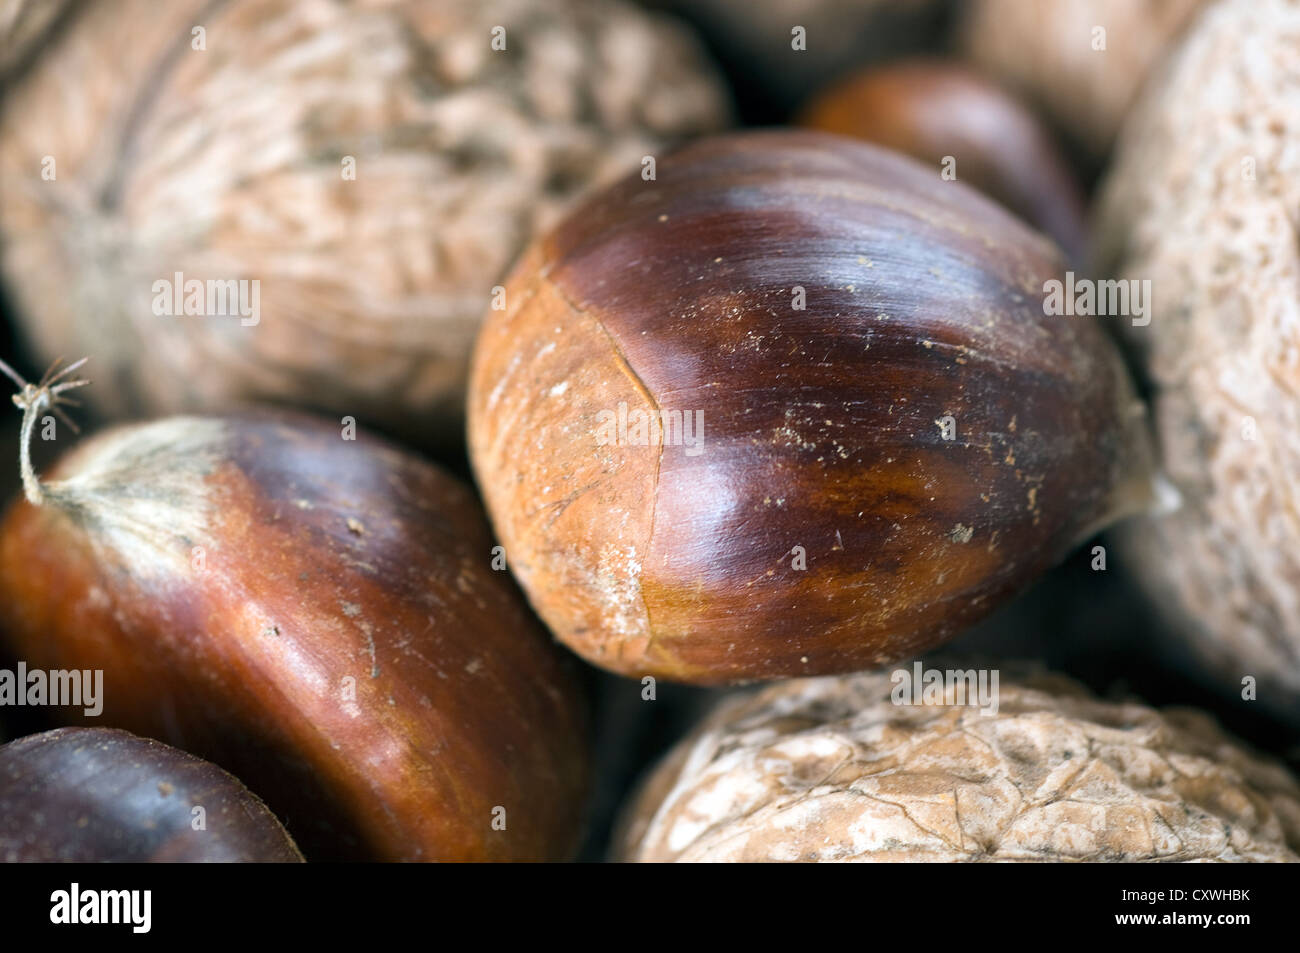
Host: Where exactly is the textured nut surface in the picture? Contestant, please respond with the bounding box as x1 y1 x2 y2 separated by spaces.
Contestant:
960 0 1207 156
1093 0 1300 704
618 669 1300 862
0 0 729 445
0 0 74 79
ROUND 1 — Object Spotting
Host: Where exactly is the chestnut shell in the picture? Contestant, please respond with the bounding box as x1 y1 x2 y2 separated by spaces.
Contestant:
798 59 1088 264
468 130 1151 684
0 727 303 862
0 411 589 860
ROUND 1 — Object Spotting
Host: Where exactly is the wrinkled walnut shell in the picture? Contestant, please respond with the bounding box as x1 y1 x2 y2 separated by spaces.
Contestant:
0 0 730 448
1093 0 1300 712
617 668 1300 862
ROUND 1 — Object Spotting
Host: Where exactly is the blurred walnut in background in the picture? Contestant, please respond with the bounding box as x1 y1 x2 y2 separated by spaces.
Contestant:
959 0 1207 160
0 0 74 80
0 0 730 447
1094 0 1300 713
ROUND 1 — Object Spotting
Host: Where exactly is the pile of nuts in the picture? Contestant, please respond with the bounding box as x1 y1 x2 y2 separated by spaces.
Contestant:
0 0 1296 864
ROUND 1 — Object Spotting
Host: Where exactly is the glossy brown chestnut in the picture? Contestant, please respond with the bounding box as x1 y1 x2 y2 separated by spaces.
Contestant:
0 727 303 862
468 130 1154 685
0 407 589 861
799 59 1088 264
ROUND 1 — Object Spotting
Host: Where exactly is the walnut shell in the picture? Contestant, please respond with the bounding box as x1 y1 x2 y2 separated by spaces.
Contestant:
617 668 1300 862
1093 0 1300 710
0 0 730 447
959 0 1207 158
0 0 75 81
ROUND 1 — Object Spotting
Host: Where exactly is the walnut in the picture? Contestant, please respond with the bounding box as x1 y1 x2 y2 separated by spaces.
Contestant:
959 0 1208 158
617 668 1300 862
0 0 74 81
1093 0 1300 710
0 0 730 446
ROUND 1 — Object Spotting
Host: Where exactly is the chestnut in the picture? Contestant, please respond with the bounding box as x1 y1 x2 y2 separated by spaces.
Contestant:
468 131 1155 685
799 59 1088 264
0 727 303 862
0 371 589 861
